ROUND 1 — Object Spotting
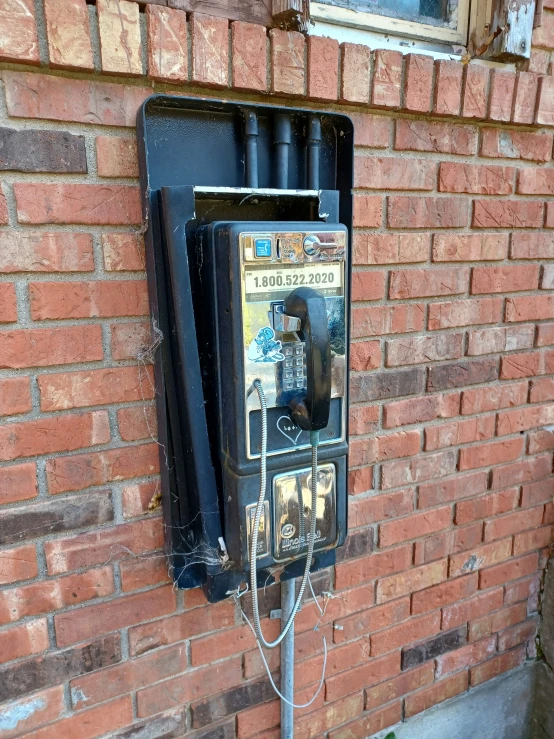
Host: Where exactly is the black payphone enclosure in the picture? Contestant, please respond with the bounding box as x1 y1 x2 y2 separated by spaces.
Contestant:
137 96 354 603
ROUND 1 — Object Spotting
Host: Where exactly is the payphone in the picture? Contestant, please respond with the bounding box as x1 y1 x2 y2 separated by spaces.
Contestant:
137 98 353 612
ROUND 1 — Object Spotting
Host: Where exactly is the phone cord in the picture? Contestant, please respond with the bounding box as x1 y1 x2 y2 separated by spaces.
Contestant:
250 379 319 649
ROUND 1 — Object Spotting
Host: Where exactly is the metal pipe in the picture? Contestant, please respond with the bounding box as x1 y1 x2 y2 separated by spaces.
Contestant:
280 577 295 739
274 113 292 189
244 110 259 188
307 116 321 190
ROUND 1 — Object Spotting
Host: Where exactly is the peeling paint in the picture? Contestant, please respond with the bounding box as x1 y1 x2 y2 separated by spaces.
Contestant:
0 697 46 731
70 687 89 705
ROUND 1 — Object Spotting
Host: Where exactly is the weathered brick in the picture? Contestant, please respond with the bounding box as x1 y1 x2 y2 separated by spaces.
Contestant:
44 0 93 70
401 625 466 669
439 162 513 195
384 392 459 428
349 405 380 435
15 184 141 225
325 652 400 701
498 402 554 435
0 325 103 369
0 0 39 63
442 588 504 630
379 506 451 547
491 454 552 489
0 686 65 738
147 5 188 83
0 411 110 463
270 29 304 95
0 128 86 173
0 186 7 224
459 437 523 471
355 233 428 265
521 479 553 508
334 598 410 645
449 539 513 578
354 156 435 191
535 75 554 125
480 128 553 162
528 427 554 454
102 233 144 271
26 696 133 739
371 50 402 108
349 490 413 529
467 324 535 356
498 617 538 651
381 450 457 489
484 506 544 543
0 283 17 322
119 555 170 592
455 488 519 525
470 645 526 686
0 634 121 704
0 462 37 504
335 545 412 590
541 264 554 289
0 544 38 586
434 60 463 116
307 35 338 100
117 405 157 442
351 303 424 338
488 70 516 121
365 662 434 710
0 231 93 273
395 120 477 155
428 298 503 330
192 677 276 728
375 613 442 659
513 525 552 555
328 702 402 739
500 350 554 380
461 381 527 415
386 333 463 367
425 415 496 452
297 695 366 739
473 199 543 228
435 636 496 678
388 197 469 229
505 575 541 608
389 267 468 299
462 64 489 119
506 294 554 322
352 195 382 228
96 137 138 178
376 559 448 603
351 112 391 148
0 618 49 665
403 54 433 112
479 553 539 590
533 12 554 48
97 0 142 76
528 48 551 73
4 72 150 126
341 43 370 103
351 271 386 302
418 471 488 509
30 280 148 319
405 672 468 717
536 322 554 346
432 233 508 262
0 377 31 416
111 321 152 361
428 358 498 392
512 71 539 124
414 525 482 565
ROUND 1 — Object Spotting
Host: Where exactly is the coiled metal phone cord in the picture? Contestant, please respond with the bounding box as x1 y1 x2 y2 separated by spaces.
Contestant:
250 379 319 649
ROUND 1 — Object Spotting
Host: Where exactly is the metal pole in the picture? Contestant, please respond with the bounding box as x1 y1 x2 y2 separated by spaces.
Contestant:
280 577 295 739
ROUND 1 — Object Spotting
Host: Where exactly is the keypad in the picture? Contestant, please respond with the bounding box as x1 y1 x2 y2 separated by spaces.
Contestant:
281 341 306 391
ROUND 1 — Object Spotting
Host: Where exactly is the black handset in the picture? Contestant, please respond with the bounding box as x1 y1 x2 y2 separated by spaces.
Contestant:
284 286 331 431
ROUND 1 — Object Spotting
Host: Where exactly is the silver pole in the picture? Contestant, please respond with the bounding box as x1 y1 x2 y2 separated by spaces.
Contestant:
280 577 295 739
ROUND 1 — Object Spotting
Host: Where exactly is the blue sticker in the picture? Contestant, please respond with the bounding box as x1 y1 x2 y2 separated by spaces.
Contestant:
255 238 272 258
247 326 284 364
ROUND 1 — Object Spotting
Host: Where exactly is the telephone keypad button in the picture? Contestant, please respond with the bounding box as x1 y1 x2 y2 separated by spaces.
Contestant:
285 359 293 368
294 346 303 355
294 357 302 367
295 379 303 388
284 380 294 390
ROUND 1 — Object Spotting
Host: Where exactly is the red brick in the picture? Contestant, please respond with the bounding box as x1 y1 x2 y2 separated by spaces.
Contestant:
137 657 242 716
425 415 496 452
0 462 37 504
296 694 365 739
455 488 519 525
470 645 526 686
354 233 428 264
97 0 141 75
0 231 94 273
147 5 188 83
96 137 138 178
536 322 554 346
488 70 516 121
418 471 488 509
0 544 38 585
504 574 541 605
307 35 338 100
403 53 433 112
500 350 554 380
244 623 330 679
381 450 457 489
386 333 463 367
120 556 170 592
473 199 543 228
395 119 476 155
4 72 150 126
0 283 17 322
546 203 554 228
439 162 513 195
351 271 386 301
521 479 553 507
325 651 400 701
498 617 538 651
0 186 7 224
371 612 441 656
15 184 141 225
69 643 187 707
405 671 468 717
528 48 551 73
349 490 414 528
468 324 535 356
0 0 39 63
190 13 229 87
432 233 508 262
351 303 425 338
530 377 554 404
459 437 523 472
328 701 402 739
270 29 304 96
371 430 421 463
541 264 554 289
513 525 552 555
55 584 175 647
0 566 114 624
191 619 280 667
117 405 157 442
371 49 402 108
365 662 434 710
498 403 554 436
512 72 539 124
379 506 451 547
536 75 554 125
334 598 411 645
435 636 496 678
377 559 448 603
442 588 504 630
102 233 144 271
349 405 380 435
0 410 109 463
352 195 382 228
0 686 65 738
384 392 459 428
45 517 163 575
462 64 490 119
519 167 554 196
355 155 435 191
0 325 104 369
350 341 381 372
414 525 482 565
479 553 539 590
491 454 552 489
461 382 527 415
512 232 554 259
533 12 554 47
428 298 502 330
351 112 391 148
544 503 554 526
434 60 463 116
44 0 93 70
111 322 151 361
29 696 133 739
340 43 370 103
481 128 552 162
0 377 31 416
30 280 148 319
507 295 554 323
388 197 469 229
0 618 49 664
449 539 513 578
389 267 468 299
335 545 412 590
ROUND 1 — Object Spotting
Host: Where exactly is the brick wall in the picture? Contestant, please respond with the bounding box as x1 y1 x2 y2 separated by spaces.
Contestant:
0 0 553 737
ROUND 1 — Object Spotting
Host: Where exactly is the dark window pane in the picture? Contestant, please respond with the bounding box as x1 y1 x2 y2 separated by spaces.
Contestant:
318 0 452 25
